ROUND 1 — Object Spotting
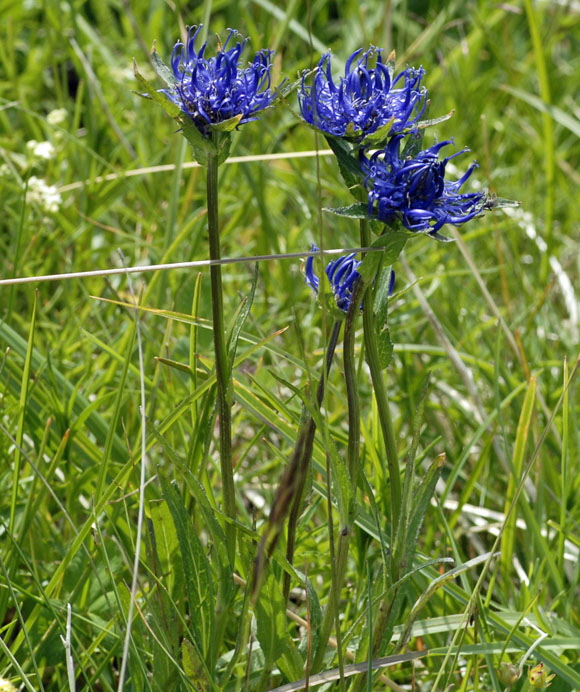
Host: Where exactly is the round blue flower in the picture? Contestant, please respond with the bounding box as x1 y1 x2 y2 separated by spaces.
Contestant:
361 136 488 236
305 246 395 312
161 26 276 135
298 49 427 140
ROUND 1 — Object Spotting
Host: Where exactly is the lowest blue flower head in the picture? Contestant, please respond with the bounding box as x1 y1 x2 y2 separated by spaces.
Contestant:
361 135 488 236
299 48 427 140
305 246 395 313
162 26 276 136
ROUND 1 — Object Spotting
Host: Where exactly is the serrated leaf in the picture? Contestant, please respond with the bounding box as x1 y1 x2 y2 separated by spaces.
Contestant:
357 231 407 283
400 130 425 159
160 478 215 667
216 131 232 166
373 266 394 331
182 637 211 687
324 202 369 219
151 44 178 89
376 325 393 369
227 264 259 369
324 134 364 190
406 453 445 559
416 109 455 130
428 230 454 242
361 118 395 147
133 59 182 119
255 572 290 668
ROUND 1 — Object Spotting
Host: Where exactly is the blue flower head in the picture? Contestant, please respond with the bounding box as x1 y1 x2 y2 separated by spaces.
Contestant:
305 245 395 312
161 26 276 136
299 49 427 141
361 136 488 237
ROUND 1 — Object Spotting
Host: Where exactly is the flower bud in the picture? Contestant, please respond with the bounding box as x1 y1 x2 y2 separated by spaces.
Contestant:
528 662 555 689
498 662 520 687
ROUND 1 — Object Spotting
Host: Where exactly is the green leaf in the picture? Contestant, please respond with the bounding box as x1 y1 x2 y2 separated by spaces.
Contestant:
373 266 393 332
209 114 243 132
357 231 408 283
150 44 178 89
360 118 395 147
160 478 215 668
180 123 218 167
324 134 364 190
323 202 369 219
182 637 211 689
376 324 393 370
254 572 290 668
227 263 259 368
133 58 182 119
501 377 536 584
406 453 446 560
416 109 456 130
486 195 521 210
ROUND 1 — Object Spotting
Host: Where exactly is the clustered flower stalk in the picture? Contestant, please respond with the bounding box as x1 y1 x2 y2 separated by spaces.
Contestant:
298 47 498 677
137 26 278 569
142 26 508 682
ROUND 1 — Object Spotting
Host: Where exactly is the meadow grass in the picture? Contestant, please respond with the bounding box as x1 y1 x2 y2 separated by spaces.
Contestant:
1 1 579 691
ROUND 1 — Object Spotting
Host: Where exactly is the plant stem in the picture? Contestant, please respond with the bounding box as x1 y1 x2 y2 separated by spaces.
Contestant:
253 321 341 603
309 277 365 673
344 279 364 485
206 150 236 566
359 219 401 544
281 320 342 601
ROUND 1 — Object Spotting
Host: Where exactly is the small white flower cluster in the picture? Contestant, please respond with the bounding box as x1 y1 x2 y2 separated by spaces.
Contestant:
47 107 67 126
26 176 62 213
26 138 56 161
0 677 17 692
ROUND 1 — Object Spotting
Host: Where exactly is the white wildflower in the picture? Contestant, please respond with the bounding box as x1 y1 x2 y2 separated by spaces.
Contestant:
47 108 68 126
0 678 17 692
26 139 56 161
26 176 62 213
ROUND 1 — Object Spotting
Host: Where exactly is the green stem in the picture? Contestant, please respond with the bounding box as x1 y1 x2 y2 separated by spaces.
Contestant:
253 321 341 604
344 279 364 485
310 278 365 673
206 150 236 566
281 320 342 601
359 219 401 545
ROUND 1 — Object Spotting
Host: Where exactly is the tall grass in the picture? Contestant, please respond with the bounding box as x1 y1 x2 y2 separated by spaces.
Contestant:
1 1 579 691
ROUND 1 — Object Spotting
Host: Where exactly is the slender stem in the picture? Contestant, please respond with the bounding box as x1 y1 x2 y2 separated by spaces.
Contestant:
282 320 342 601
310 530 351 674
253 321 341 603
344 279 364 485
347 220 404 692
359 219 401 544
206 150 236 566
310 278 365 673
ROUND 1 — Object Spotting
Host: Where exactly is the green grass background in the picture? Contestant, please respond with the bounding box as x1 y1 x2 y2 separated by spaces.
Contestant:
1 0 579 690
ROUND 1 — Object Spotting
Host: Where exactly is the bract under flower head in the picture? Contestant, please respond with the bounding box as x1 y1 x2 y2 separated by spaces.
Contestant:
361 135 487 237
161 26 276 135
298 49 427 141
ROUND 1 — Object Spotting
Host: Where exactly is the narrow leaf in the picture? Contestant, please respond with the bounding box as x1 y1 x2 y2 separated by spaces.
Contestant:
324 134 364 189
151 44 178 88
133 59 182 119
323 202 369 219
160 478 215 667
500 377 537 583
